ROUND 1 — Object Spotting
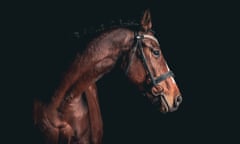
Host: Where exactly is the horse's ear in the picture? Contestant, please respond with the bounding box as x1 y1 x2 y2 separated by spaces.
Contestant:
141 9 152 32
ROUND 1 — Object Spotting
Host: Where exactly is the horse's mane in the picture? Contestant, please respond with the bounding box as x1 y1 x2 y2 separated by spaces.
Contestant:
73 19 140 39
69 19 141 53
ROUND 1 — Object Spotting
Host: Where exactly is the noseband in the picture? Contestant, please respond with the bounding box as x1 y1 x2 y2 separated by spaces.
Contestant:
126 32 174 89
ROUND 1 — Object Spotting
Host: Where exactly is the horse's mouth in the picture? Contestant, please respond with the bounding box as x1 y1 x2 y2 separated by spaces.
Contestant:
145 93 170 113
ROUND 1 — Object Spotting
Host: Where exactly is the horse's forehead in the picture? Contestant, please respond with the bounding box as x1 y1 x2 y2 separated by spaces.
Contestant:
143 34 159 46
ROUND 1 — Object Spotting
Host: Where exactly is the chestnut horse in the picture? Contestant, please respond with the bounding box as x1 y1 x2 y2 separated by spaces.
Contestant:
33 10 182 144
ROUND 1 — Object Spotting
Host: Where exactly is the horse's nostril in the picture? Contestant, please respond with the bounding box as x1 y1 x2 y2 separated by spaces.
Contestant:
174 95 183 107
177 95 183 103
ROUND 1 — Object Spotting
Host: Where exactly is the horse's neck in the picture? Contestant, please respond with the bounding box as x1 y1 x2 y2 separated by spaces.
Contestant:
50 28 133 109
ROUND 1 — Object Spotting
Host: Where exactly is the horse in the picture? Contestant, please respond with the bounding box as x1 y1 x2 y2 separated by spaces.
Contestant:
33 9 182 144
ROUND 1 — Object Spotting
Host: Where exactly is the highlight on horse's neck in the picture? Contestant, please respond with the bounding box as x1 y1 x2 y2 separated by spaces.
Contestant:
51 28 134 107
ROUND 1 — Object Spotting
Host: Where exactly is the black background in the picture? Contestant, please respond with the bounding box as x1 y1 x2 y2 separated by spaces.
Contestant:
3 0 238 143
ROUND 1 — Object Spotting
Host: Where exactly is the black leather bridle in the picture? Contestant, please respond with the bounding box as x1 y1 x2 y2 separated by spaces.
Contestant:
126 32 174 90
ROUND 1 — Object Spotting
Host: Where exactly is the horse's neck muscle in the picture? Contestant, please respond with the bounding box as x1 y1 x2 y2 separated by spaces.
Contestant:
50 28 133 109
85 83 103 143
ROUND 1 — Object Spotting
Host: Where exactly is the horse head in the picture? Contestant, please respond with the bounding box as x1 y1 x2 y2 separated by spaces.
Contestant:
123 9 182 113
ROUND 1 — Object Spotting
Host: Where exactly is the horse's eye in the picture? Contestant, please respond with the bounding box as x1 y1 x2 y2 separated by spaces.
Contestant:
152 49 160 57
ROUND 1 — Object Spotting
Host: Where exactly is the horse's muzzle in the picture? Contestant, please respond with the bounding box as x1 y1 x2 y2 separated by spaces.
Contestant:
166 95 183 112
152 94 182 113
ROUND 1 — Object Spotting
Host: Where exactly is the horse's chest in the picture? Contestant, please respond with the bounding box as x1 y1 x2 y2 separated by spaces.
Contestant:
62 97 89 122
62 98 91 141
